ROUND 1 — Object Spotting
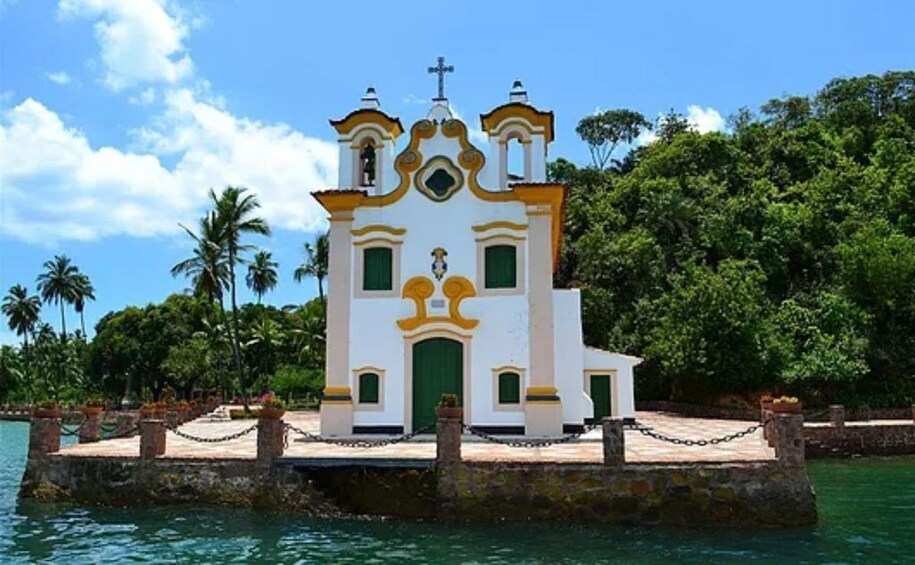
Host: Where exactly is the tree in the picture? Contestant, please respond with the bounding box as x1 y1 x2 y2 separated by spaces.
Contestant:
294 232 329 302
73 273 95 338
246 250 279 304
575 109 652 169
36 255 81 340
172 212 230 305
211 186 271 404
2 285 41 350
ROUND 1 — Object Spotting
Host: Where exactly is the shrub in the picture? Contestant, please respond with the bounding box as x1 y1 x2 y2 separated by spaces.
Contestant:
269 365 324 400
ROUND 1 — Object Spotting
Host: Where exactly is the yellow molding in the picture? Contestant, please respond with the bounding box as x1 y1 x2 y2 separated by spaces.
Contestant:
441 119 519 203
353 237 403 247
513 183 567 271
526 386 559 396
493 365 526 374
396 275 479 331
323 386 352 396
321 400 353 406
479 103 555 143
330 109 405 138
361 120 437 207
475 234 526 244
312 191 365 213
352 366 385 374
472 221 528 233
351 225 407 237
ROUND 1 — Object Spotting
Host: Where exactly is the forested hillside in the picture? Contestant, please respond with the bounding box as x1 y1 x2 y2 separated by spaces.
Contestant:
553 71 915 408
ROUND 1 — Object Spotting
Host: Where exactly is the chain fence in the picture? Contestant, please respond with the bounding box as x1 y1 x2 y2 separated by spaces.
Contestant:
284 421 437 448
624 418 772 447
166 423 259 443
462 422 604 448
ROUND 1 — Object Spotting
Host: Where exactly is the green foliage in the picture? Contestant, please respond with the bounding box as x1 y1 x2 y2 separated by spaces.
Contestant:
268 364 324 400
560 71 915 407
575 109 652 169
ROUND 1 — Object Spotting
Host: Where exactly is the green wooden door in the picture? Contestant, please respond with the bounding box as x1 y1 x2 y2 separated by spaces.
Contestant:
590 374 612 420
412 338 463 431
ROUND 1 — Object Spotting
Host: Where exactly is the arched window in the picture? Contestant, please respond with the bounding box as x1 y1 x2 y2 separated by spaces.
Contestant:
506 136 525 183
358 372 380 404
359 143 377 187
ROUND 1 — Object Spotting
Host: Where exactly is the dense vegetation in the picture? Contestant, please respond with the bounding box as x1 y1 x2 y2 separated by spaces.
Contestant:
555 71 915 408
4 71 915 410
1 187 329 406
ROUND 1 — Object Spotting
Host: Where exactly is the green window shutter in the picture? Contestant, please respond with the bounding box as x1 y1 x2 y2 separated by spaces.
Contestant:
359 373 380 404
498 372 521 404
363 247 393 291
484 245 517 289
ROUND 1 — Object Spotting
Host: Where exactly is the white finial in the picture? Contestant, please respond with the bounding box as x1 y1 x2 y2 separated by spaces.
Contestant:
509 79 528 103
361 86 380 109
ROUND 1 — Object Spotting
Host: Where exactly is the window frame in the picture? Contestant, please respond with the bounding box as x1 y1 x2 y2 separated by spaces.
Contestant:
353 367 385 411
354 238 402 298
475 233 525 297
491 366 526 411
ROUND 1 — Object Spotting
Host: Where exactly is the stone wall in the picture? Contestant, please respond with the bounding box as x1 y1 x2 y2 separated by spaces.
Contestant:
22 455 816 527
436 462 816 527
805 424 915 458
638 400 913 422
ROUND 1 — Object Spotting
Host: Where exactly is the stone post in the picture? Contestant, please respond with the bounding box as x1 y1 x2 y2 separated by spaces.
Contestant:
166 410 179 429
21 415 62 494
773 413 805 469
829 405 845 428
78 411 102 444
257 418 285 464
140 420 166 460
602 417 625 467
435 407 462 466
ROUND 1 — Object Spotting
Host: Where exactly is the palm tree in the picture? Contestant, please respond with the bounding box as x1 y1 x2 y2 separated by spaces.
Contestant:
211 186 271 403
36 255 80 340
72 273 96 338
294 232 329 302
246 250 279 304
2 285 41 351
172 212 230 305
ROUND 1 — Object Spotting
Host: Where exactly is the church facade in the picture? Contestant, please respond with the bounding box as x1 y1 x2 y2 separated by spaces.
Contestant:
313 66 640 436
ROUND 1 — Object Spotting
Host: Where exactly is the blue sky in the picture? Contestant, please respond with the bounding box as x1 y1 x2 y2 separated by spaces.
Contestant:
1 0 914 343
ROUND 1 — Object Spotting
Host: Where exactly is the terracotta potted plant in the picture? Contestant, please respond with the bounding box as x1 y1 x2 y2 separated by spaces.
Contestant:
771 396 803 414
259 398 286 420
81 397 105 417
139 402 156 419
33 400 59 419
435 393 462 419
154 400 167 420
759 394 774 413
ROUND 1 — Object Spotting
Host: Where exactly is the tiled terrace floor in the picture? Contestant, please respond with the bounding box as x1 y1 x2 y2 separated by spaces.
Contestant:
57 408 777 464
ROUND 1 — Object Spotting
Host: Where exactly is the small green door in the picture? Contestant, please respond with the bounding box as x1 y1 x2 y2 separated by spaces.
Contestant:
590 374 612 421
412 338 463 431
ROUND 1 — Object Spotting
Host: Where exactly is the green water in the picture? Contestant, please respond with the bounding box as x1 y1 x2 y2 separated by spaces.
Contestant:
2 422 914 563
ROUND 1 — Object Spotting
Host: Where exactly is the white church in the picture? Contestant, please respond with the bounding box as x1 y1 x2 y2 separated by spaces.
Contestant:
313 59 640 436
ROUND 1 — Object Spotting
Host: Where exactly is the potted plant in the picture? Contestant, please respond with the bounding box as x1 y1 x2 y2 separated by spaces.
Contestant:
435 393 462 419
759 394 774 412
771 396 803 414
260 398 286 420
81 397 105 417
154 400 168 420
33 400 59 419
139 402 156 419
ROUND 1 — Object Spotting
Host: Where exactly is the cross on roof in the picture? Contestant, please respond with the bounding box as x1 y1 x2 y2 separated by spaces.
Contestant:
427 56 454 101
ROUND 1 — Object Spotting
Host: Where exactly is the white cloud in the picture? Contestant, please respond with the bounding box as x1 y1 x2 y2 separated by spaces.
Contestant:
129 87 156 105
686 105 726 134
0 94 337 245
402 94 427 105
58 0 193 91
46 71 72 85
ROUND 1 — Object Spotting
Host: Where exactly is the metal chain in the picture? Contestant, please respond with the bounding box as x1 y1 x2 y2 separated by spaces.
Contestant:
99 424 141 440
166 423 258 443
625 418 771 447
462 422 603 448
285 421 437 448
59 418 89 437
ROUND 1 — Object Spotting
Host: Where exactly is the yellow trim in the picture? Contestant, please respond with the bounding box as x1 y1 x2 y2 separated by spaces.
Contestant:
351 225 407 237
396 275 479 331
472 221 528 233
493 365 526 374
352 366 385 374
312 192 365 213
525 400 561 405
323 387 352 396
321 400 353 406
441 119 519 203
513 183 566 271
475 234 525 243
353 237 403 247
330 109 404 138
414 155 465 201
526 386 559 396
362 120 437 207
480 103 555 143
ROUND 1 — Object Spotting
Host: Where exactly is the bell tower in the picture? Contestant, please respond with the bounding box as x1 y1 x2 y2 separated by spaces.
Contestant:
479 80 555 189
330 86 404 194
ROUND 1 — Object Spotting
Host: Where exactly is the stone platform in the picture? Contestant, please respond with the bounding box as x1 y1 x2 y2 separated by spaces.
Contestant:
57 409 776 464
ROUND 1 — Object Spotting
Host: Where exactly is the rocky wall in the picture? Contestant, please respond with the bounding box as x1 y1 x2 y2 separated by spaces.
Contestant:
805 424 915 458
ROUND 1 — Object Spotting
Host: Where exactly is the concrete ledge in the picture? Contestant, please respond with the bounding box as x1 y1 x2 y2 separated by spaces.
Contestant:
805 423 915 458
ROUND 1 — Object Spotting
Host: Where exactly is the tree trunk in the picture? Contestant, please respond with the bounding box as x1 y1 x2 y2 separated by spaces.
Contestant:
79 309 86 338
228 253 246 410
59 300 67 342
